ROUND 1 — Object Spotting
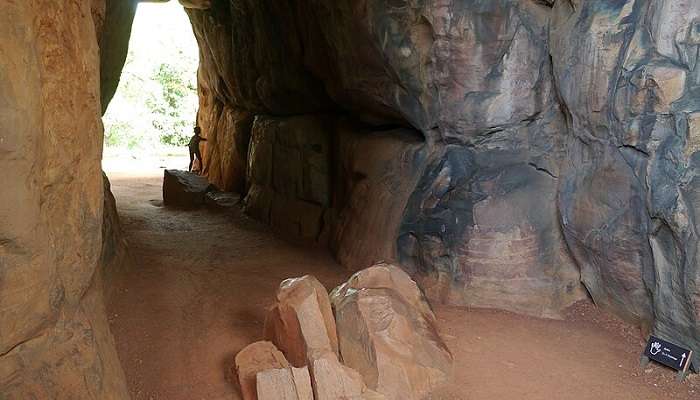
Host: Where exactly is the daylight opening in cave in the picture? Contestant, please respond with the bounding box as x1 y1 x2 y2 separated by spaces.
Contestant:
102 1 199 175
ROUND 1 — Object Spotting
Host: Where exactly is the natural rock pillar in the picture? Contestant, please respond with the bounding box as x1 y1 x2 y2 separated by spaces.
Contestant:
0 1 129 398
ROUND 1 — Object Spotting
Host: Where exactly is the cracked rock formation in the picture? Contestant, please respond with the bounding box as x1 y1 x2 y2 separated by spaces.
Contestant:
550 0 700 360
3 0 700 397
189 0 700 364
331 264 453 400
0 1 128 398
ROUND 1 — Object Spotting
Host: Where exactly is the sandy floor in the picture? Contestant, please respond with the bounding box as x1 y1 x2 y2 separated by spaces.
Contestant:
105 157 699 400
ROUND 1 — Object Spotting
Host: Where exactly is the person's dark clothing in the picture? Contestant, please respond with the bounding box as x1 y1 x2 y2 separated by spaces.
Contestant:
188 134 207 172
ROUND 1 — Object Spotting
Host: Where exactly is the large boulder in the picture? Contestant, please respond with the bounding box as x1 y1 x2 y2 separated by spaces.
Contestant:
330 264 452 400
331 263 435 323
162 169 215 208
310 355 386 400
264 276 339 367
235 341 290 400
256 366 314 400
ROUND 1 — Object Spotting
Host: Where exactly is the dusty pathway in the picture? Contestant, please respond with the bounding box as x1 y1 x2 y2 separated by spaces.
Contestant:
105 157 698 400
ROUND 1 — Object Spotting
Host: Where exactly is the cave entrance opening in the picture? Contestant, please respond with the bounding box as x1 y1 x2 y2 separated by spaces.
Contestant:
102 0 200 177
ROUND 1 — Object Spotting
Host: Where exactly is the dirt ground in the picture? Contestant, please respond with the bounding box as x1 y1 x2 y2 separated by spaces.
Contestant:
105 156 699 400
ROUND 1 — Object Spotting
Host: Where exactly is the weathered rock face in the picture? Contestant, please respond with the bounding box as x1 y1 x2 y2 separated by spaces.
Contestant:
235 341 290 400
245 115 334 242
234 340 315 400
256 366 314 400
188 0 700 357
0 1 128 398
331 264 453 400
264 275 339 367
5 0 700 396
163 169 216 208
330 124 429 271
185 2 331 115
198 100 252 192
399 105 586 318
304 0 555 135
551 0 700 360
188 0 586 319
100 172 130 298
99 0 138 113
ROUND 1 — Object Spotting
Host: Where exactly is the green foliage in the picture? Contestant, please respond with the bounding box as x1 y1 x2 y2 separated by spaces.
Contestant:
102 2 199 155
146 63 196 146
104 121 135 148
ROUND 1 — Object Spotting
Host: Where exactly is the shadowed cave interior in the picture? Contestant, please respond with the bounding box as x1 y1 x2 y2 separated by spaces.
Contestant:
2 0 700 399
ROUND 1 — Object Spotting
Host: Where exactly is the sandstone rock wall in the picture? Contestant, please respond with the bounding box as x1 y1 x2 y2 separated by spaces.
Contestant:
551 0 700 354
244 114 334 241
189 0 700 358
187 0 585 320
1 0 699 396
0 0 129 398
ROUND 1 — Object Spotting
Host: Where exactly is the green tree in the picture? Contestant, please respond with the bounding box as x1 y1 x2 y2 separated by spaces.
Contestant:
146 63 196 146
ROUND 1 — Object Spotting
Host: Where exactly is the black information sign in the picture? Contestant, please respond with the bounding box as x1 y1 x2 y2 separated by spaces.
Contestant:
642 335 694 379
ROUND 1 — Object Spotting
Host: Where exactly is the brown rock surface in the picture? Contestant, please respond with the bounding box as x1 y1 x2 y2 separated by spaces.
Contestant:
235 341 290 400
99 0 138 113
100 173 130 299
244 115 333 242
331 263 434 323
197 94 253 192
0 0 128 398
330 124 429 271
264 276 339 367
310 355 385 400
256 366 314 400
162 169 216 208
179 0 211 10
331 265 452 400
6 0 700 396
550 0 700 363
182 0 700 359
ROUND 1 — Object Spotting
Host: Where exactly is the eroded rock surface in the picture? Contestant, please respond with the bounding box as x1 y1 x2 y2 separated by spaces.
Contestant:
0 1 128 398
163 169 216 208
5 0 700 396
100 172 130 298
235 341 290 400
310 355 386 400
398 109 585 318
330 125 429 271
187 0 700 355
331 264 452 400
550 0 700 362
244 115 333 242
256 367 314 400
264 275 339 367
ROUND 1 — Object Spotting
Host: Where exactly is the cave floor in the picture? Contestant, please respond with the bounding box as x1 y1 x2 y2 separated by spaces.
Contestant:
104 156 698 400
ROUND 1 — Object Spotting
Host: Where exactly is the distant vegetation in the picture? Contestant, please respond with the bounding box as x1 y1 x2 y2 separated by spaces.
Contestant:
102 2 199 155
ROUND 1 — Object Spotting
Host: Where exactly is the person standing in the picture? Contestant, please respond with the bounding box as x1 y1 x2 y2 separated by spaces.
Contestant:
188 126 207 173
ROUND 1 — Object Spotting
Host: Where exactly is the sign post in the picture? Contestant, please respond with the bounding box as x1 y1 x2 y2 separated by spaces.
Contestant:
641 335 694 382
